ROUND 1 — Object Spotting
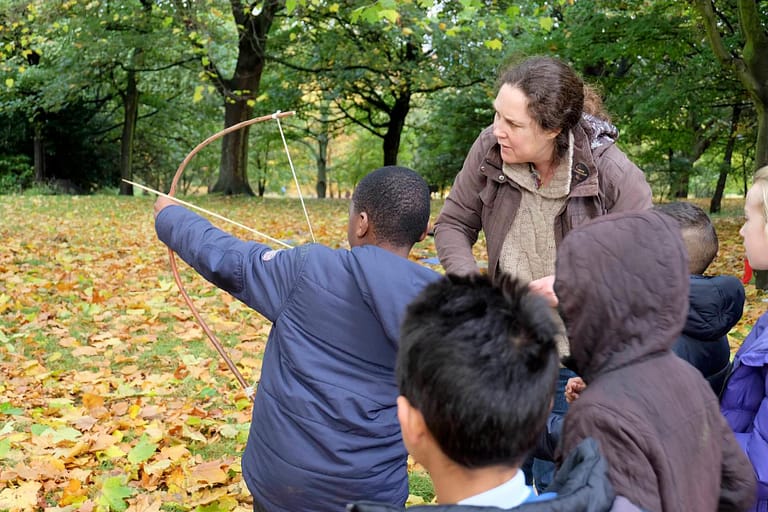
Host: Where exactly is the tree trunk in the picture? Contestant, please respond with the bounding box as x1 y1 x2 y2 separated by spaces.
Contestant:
211 100 255 195
119 64 140 196
757 101 768 167
209 0 281 195
257 174 266 197
33 121 45 183
711 104 742 213
316 132 328 198
673 169 690 198
382 93 411 166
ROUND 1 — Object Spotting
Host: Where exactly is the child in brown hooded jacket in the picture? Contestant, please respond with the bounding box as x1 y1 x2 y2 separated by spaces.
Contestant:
553 210 755 512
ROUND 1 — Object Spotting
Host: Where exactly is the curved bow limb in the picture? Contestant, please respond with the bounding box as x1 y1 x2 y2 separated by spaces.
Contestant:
167 110 296 401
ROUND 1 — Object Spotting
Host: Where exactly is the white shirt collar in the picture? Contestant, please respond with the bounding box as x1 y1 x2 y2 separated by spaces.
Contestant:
456 470 532 509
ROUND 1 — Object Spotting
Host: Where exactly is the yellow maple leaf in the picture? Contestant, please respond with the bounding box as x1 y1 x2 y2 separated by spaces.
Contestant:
0 480 42 510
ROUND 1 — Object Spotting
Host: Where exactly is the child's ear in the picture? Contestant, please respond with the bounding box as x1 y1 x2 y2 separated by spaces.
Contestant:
397 395 427 448
356 211 370 239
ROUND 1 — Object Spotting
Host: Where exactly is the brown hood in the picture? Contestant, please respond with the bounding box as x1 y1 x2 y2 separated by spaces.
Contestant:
554 210 689 382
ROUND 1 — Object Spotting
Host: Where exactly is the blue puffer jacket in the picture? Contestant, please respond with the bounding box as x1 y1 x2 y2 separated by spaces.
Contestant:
673 274 745 396
721 311 768 512
156 206 440 512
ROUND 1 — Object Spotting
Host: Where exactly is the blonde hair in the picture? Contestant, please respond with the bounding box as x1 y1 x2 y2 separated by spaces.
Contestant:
753 166 768 227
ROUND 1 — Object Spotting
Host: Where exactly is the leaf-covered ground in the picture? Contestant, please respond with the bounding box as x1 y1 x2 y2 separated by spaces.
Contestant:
0 194 760 511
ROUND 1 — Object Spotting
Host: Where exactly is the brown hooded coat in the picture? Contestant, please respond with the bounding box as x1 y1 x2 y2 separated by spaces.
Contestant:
554 211 756 512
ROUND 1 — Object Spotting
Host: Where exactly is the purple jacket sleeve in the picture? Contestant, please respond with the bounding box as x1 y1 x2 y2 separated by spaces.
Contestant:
722 314 768 505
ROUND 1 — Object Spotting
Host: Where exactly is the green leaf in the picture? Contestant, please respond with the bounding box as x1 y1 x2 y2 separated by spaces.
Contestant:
0 438 10 458
0 403 23 416
379 7 399 22
127 435 157 464
30 424 51 436
218 424 238 439
285 0 297 14
538 16 554 32
484 39 503 51
50 426 82 443
98 476 134 512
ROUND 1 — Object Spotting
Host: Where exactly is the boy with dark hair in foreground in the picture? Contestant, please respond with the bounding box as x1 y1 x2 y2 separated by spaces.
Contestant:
155 166 439 512
653 201 745 395
350 273 641 512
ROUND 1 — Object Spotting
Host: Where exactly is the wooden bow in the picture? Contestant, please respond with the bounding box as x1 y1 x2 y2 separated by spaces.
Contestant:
167 110 296 400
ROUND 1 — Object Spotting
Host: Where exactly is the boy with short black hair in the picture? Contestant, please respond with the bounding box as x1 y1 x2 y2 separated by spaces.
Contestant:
350 273 640 511
154 166 439 512
654 201 745 395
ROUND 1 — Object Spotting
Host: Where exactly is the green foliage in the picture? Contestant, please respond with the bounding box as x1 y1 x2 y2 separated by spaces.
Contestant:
98 476 135 512
127 435 158 464
531 0 754 198
0 154 33 194
413 85 494 194
0 0 762 198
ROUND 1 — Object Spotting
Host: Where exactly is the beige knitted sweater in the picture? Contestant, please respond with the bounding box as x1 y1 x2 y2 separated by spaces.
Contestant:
498 141 574 358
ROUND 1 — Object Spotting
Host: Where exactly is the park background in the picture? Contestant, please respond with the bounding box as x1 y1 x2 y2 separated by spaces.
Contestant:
1 0 767 511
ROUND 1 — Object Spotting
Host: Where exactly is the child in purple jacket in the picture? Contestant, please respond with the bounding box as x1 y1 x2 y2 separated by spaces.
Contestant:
721 164 768 511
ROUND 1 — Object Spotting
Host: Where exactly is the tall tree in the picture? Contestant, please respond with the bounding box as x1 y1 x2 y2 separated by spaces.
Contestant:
181 0 284 195
692 0 768 167
1 0 202 192
537 0 750 198
270 1 519 166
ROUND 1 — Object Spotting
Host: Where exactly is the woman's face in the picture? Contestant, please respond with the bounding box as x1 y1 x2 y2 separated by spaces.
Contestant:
740 184 768 270
492 84 559 166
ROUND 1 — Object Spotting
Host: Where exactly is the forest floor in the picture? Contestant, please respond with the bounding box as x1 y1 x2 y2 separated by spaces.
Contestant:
0 194 758 511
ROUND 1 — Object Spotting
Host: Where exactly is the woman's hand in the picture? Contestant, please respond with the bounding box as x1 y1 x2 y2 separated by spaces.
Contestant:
529 274 558 307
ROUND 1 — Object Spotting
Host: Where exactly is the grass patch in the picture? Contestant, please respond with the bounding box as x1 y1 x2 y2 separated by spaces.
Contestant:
409 470 435 503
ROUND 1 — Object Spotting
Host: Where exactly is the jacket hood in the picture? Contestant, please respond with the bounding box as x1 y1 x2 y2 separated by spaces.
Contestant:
580 114 618 151
345 245 439 345
684 275 745 340
554 211 689 382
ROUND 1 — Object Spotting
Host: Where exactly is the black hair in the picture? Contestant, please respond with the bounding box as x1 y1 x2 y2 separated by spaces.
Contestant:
499 56 585 164
653 202 718 275
352 166 431 248
397 273 560 468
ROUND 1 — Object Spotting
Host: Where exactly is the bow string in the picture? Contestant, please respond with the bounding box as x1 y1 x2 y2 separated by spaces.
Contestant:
167 110 307 400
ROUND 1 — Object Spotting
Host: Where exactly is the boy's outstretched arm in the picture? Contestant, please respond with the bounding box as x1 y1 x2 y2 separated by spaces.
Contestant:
154 203 303 322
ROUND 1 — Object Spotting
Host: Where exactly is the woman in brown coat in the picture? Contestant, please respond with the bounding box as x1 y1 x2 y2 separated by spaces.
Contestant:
434 56 652 298
433 55 653 492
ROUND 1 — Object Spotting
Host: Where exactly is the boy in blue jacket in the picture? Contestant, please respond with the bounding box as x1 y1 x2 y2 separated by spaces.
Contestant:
154 166 439 512
654 201 745 395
